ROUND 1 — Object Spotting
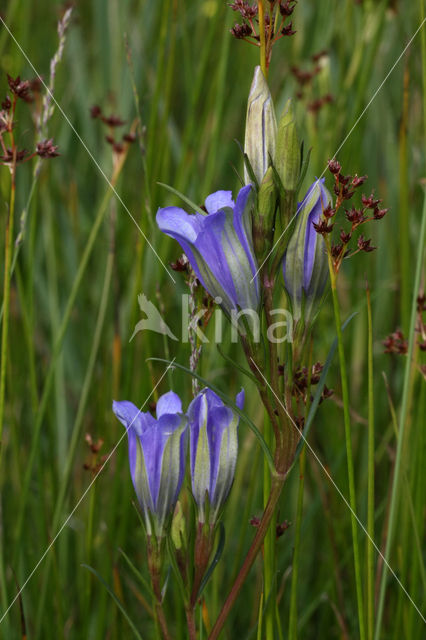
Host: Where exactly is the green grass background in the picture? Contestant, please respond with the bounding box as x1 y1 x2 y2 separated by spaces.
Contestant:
0 0 424 638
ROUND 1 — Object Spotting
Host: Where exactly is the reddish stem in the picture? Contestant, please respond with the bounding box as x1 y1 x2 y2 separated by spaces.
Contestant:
208 474 285 640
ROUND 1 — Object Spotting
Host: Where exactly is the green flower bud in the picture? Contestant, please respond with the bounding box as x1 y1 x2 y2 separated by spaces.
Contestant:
171 501 185 550
244 66 277 185
254 166 278 261
276 98 300 194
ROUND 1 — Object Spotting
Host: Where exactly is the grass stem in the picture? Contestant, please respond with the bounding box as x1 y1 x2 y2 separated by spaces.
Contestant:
327 258 366 640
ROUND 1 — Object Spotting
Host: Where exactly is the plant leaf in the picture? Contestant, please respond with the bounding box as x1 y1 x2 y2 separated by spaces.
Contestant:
81 564 144 640
197 522 226 599
118 547 152 597
295 144 312 194
216 344 259 384
294 311 358 459
234 139 259 190
157 182 206 216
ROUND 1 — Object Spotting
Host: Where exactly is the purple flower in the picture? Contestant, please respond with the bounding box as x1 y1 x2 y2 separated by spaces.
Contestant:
283 179 331 322
112 391 187 537
188 388 244 524
156 186 260 316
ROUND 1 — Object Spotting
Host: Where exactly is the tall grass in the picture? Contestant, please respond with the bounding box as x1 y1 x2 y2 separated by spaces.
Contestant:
0 0 424 638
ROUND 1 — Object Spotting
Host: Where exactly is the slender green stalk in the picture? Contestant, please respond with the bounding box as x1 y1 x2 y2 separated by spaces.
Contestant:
0 158 16 459
258 1 267 77
288 444 306 640
35 237 115 635
374 189 426 640
0 151 16 635
327 259 366 640
398 66 410 331
366 282 375 640
13 160 125 558
375 2 426 634
263 410 276 640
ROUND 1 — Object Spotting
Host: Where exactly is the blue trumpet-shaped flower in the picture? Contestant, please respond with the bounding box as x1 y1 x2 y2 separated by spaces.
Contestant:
156 186 259 316
283 179 331 322
112 391 187 538
188 388 244 524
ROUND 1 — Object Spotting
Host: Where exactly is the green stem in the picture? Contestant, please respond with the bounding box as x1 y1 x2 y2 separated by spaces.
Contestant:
258 1 267 77
366 283 375 640
84 480 97 624
328 259 366 640
13 159 125 559
375 2 426 634
288 444 306 640
0 163 16 458
374 190 426 640
34 233 115 635
263 410 276 640
208 473 285 640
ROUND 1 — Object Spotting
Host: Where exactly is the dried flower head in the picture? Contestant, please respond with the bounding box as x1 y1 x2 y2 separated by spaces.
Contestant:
36 138 60 158
7 74 32 102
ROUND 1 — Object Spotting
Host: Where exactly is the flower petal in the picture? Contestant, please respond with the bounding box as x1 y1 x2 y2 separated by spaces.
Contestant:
139 414 182 511
156 390 182 419
156 206 203 243
205 190 234 215
112 400 155 437
155 415 187 535
303 179 330 289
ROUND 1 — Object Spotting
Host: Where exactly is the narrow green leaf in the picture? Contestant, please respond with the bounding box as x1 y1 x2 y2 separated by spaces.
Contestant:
81 564 144 640
234 139 259 190
157 182 206 216
295 144 312 194
118 547 152 597
294 311 358 459
216 344 259 384
197 523 225 598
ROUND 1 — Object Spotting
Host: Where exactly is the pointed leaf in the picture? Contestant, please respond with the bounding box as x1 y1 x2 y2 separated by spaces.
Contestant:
81 564 144 640
197 523 226 598
157 182 206 216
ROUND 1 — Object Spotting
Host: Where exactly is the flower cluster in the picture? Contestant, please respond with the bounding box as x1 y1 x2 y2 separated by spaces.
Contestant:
313 159 388 273
0 73 60 168
383 293 426 356
113 388 243 537
229 1 297 68
91 103 137 156
291 50 334 113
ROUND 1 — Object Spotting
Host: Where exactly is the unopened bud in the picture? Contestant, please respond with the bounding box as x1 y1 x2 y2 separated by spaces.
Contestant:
254 166 278 260
244 66 277 185
275 98 300 194
171 501 186 550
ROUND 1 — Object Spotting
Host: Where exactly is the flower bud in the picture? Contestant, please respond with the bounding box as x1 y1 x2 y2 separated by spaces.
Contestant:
283 179 331 323
244 66 277 185
254 166 278 260
275 98 300 194
188 388 243 524
171 501 186 550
